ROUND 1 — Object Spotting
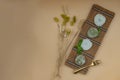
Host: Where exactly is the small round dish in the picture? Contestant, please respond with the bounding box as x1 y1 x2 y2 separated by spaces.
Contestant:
87 27 99 38
75 55 86 66
81 38 93 50
94 14 106 27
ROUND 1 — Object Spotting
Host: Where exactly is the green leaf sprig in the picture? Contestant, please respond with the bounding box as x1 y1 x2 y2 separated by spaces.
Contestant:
75 39 83 55
97 27 101 34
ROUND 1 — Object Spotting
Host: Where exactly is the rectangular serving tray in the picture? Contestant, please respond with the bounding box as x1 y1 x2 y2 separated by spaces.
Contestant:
65 4 115 74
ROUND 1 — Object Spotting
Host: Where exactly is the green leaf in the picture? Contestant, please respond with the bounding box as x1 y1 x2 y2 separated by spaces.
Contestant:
78 39 83 47
53 17 59 23
76 39 83 54
77 46 83 54
97 27 101 33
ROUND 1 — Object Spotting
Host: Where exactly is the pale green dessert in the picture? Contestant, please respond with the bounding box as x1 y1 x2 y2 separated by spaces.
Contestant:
87 27 99 38
75 55 86 66
81 38 93 50
94 14 106 27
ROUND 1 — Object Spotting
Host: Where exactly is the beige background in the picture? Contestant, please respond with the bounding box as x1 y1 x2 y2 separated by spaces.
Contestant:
0 0 120 80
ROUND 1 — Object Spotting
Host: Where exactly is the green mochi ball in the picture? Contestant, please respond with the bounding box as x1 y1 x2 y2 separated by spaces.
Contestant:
87 27 99 38
75 55 86 66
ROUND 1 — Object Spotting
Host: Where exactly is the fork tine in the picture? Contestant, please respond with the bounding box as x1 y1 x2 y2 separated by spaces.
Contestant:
94 60 101 65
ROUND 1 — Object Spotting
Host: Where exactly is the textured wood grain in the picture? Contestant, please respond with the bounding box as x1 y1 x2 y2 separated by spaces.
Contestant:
65 4 115 74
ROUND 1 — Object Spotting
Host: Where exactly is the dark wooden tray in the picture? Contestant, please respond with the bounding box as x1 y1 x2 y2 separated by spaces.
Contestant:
65 4 115 74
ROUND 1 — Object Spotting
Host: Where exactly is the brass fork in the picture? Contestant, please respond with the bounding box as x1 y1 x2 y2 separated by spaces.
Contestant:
74 60 101 74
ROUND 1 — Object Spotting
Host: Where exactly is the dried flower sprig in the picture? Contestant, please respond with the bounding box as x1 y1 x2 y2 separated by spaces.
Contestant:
53 13 76 38
52 6 77 80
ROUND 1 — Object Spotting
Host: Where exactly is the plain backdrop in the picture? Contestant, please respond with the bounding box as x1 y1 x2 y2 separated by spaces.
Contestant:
0 0 120 80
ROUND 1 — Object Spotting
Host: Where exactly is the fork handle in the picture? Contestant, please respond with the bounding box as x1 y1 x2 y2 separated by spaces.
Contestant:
74 65 91 74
